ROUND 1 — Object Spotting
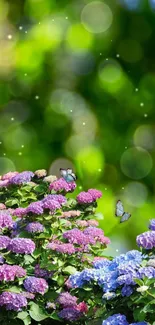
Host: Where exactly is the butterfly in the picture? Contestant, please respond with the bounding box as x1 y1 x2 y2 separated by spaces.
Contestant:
115 200 131 223
60 168 77 182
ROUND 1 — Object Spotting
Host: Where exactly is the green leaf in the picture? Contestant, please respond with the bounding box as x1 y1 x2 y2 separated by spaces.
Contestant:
7 286 21 293
17 312 31 325
44 290 58 300
5 198 18 207
50 312 60 320
17 312 29 320
63 266 77 275
32 248 42 258
134 278 144 286
24 255 34 265
57 275 65 286
29 303 48 322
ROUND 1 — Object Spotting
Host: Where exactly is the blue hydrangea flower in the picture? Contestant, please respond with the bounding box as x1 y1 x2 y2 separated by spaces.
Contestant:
121 285 133 297
102 313 129 325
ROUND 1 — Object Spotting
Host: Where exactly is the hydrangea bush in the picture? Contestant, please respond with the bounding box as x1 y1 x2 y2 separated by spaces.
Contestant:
0 169 154 324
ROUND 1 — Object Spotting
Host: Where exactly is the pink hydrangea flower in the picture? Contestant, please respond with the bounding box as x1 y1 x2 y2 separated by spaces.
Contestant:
2 172 18 181
88 189 102 200
76 192 94 204
49 178 76 193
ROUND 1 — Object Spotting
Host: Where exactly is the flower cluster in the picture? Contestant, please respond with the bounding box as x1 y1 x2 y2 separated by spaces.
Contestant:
8 238 35 254
23 276 48 295
0 210 14 230
0 264 26 281
49 177 76 193
0 292 27 311
10 171 34 185
26 222 44 233
102 314 147 325
136 230 155 249
57 292 88 321
77 189 102 204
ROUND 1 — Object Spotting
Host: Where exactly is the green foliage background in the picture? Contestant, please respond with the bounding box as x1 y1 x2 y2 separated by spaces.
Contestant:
0 0 155 254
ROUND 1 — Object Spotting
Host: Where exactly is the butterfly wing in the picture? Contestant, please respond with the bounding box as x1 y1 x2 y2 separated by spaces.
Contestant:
120 212 131 223
60 169 67 178
67 168 73 174
115 200 124 217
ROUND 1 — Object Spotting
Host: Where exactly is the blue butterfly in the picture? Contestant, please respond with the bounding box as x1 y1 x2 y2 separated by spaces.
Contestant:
115 200 131 223
60 168 77 182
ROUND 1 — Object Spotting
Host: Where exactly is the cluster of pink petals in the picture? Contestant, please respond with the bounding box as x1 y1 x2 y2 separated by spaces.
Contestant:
49 178 76 193
0 211 14 229
8 238 35 254
0 264 26 281
12 207 27 218
2 172 18 181
61 210 81 218
0 203 6 210
77 189 102 204
75 219 99 228
47 242 75 254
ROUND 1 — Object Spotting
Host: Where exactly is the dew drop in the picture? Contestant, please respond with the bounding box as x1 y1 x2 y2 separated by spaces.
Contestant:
7 34 12 40
19 26 23 30
140 102 144 107
135 88 139 92
116 54 120 58
82 122 86 126
11 117 14 121
35 95 39 100
18 152 22 156
144 114 148 118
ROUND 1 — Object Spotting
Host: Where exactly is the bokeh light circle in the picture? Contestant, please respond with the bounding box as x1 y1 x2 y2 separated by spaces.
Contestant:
124 182 148 207
0 157 15 174
120 147 153 179
134 125 155 150
49 158 74 178
81 1 113 34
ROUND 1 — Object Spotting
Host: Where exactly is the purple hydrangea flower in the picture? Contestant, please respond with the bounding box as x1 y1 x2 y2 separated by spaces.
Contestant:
12 207 27 218
22 292 35 300
0 264 26 281
0 255 4 264
35 264 53 279
26 201 44 215
76 191 94 204
24 276 48 295
138 266 155 279
47 242 75 254
0 292 27 311
121 285 133 297
42 199 61 212
63 228 95 245
0 236 11 249
57 292 77 307
10 171 34 185
0 211 14 229
136 231 155 249
43 194 67 205
26 222 44 233
58 307 82 321
49 178 76 193
83 227 110 245
88 189 102 200
149 219 155 231
102 313 129 325
8 238 35 254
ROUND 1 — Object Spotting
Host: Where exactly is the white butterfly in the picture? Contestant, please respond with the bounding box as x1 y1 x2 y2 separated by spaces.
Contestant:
115 200 131 223
60 168 77 182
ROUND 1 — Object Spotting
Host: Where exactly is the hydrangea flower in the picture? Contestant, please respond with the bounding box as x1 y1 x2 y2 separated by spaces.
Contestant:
138 266 155 279
87 219 99 227
2 172 18 181
10 171 34 185
47 242 75 254
26 222 44 233
34 169 47 177
121 285 133 297
43 175 57 183
149 219 155 231
49 178 76 193
136 231 155 249
8 238 35 254
0 264 26 281
43 194 67 205
63 228 95 245
24 276 48 295
0 179 9 187
26 201 44 215
88 189 102 200
0 292 27 311
35 264 53 279
102 313 129 325
0 210 14 229
12 207 27 218
0 203 6 210
58 307 82 321
56 292 77 307
42 198 61 212
61 210 81 218
0 235 11 249
76 192 94 204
